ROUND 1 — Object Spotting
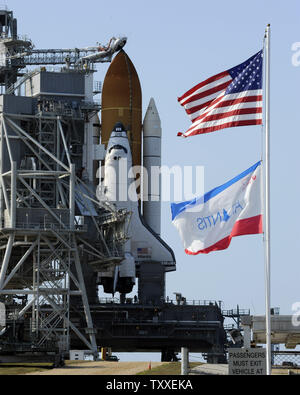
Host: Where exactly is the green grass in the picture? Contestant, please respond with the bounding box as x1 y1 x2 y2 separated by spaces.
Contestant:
0 361 203 376
137 362 201 376
0 363 53 375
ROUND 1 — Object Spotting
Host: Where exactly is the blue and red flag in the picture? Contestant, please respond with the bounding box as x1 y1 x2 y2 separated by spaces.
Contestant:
171 162 263 255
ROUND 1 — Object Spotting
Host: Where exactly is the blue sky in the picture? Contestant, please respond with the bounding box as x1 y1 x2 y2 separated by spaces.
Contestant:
6 0 300 359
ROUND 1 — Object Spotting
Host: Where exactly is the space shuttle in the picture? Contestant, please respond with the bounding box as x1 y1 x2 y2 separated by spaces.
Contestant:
97 50 176 297
98 120 175 296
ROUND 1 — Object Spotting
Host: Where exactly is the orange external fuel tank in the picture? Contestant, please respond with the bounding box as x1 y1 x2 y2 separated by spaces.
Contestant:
101 50 142 170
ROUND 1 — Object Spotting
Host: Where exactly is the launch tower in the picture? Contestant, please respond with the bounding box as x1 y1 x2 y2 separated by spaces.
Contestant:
0 8 128 361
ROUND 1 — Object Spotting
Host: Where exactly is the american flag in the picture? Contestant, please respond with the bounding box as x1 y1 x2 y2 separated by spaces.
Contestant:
178 50 263 137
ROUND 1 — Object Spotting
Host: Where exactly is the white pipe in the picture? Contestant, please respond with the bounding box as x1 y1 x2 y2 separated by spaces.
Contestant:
181 348 189 375
30 157 37 191
0 118 3 228
58 118 72 168
77 37 127 64
264 24 272 376
0 234 14 289
69 164 75 230
11 162 17 228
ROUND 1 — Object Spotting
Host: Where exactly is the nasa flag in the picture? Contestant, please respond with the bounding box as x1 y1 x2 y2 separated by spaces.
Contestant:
171 162 263 255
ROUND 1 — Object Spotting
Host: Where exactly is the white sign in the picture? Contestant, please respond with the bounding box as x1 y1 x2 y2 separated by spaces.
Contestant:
0 302 5 327
228 348 266 375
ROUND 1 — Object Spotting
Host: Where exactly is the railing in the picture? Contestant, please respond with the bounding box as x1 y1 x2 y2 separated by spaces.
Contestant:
98 297 222 307
164 299 222 307
3 222 87 232
16 34 33 44
98 297 120 304
222 309 251 317
224 324 238 330
93 81 102 93
80 100 101 110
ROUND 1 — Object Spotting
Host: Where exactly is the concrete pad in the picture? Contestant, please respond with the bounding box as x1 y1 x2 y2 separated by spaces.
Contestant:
190 364 228 375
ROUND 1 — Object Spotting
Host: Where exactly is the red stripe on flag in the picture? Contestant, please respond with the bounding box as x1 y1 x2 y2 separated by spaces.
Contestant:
215 95 263 108
185 119 262 137
184 215 263 255
186 95 263 116
180 81 231 106
231 214 263 237
178 71 229 103
194 107 262 123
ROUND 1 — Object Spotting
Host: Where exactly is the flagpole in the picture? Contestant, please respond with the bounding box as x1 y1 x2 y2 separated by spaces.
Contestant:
264 23 271 376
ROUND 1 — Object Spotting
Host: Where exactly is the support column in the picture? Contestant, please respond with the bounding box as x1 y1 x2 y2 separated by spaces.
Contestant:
0 234 14 290
73 235 98 359
241 316 252 349
181 347 189 376
69 164 75 230
11 161 17 228
0 117 3 229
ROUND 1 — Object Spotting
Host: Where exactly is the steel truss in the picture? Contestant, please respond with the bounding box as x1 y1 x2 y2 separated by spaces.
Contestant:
0 113 127 358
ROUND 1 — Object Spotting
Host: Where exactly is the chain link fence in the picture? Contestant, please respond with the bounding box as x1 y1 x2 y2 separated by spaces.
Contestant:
272 351 300 368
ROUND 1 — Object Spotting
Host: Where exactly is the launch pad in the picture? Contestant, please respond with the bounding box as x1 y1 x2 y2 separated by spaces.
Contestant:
71 297 226 363
0 8 230 365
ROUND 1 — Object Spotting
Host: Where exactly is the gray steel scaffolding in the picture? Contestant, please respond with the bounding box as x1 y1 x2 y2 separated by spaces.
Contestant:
0 7 129 361
0 114 128 358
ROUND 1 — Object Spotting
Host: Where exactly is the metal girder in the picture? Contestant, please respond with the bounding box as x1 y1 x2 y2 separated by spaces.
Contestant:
18 175 67 229
5 116 70 171
0 231 98 356
2 239 38 288
0 234 14 289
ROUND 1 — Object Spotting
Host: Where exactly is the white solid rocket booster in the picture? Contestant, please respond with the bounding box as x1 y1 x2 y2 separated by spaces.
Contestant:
142 98 162 236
